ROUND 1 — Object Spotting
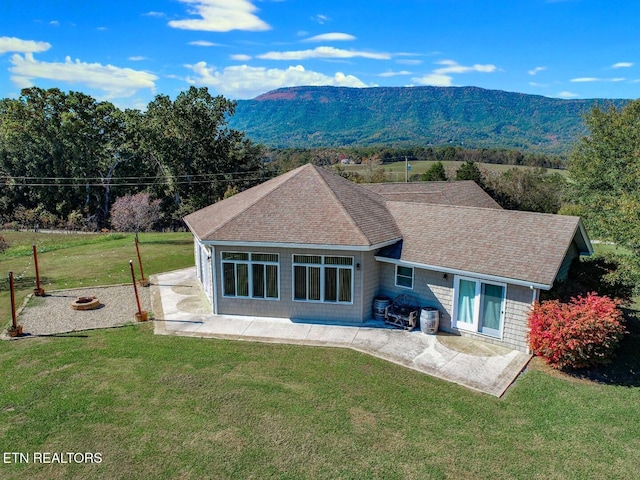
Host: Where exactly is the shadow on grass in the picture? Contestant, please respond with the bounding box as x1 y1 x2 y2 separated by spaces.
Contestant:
0 275 54 292
562 310 640 387
141 238 192 246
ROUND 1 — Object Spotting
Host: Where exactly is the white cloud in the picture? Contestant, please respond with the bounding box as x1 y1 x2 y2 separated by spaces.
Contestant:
412 73 453 87
412 59 497 87
304 33 356 42
9 53 157 99
434 59 497 74
528 66 547 75
230 54 252 61
556 91 579 98
313 14 329 24
571 77 626 83
128 56 147 61
143 11 166 17
611 62 633 69
397 59 423 66
378 70 411 78
49 20 60 27
169 0 270 32
0 36 51 55
258 46 390 60
188 40 222 47
529 81 549 87
184 62 367 98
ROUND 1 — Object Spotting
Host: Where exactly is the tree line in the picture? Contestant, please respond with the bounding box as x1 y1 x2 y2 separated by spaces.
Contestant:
0 87 266 231
266 145 565 173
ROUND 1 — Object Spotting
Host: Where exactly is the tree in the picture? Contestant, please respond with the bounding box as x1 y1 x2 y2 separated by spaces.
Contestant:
422 161 447 181
0 88 129 225
568 99 640 254
110 192 161 232
455 161 484 186
139 86 264 223
484 167 566 213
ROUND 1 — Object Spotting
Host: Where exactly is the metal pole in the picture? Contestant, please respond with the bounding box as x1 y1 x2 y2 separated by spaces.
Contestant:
9 271 17 330
129 260 142 314
32 243 44 296
134 236 147 286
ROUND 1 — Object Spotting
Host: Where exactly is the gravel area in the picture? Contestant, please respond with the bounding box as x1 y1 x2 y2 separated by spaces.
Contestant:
12 283 153 336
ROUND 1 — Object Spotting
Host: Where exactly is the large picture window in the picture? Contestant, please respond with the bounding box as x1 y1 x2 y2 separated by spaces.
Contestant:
293 255 353 303
452 276 505 337
222 252 279 300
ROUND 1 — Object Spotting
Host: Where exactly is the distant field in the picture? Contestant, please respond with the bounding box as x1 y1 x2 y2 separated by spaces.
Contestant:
342 160 568 181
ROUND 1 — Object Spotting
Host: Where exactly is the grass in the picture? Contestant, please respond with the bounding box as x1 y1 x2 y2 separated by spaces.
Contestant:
0 231 193 325
0 326 639 479
1 232 639 478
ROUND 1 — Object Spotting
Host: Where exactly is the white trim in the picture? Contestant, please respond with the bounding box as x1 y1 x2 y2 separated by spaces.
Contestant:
203 238 401 252
291 254 355 304
452 275 506 339
578 221 594 255
211 245 218 314
395 265 414 290
220 251 280 301
375 256 551 290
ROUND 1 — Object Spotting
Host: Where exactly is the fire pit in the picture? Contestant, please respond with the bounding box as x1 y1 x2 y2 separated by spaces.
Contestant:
70 296 101 311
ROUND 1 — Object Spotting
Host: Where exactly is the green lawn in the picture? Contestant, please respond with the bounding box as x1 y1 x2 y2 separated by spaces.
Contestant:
0 326 638 479
1 232 639 479
0 231 193 325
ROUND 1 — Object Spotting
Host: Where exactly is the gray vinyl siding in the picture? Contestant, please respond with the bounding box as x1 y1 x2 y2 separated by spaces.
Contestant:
557 241 579 282
209 245 371 324
193 239 536 352
377 262 534 352
360 250 381 321
377 263 454 327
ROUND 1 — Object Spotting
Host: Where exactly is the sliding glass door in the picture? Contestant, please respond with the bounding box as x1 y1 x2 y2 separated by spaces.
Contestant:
453 276 505 337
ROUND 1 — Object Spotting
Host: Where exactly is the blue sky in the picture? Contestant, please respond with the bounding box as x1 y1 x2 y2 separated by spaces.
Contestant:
0 0 638 109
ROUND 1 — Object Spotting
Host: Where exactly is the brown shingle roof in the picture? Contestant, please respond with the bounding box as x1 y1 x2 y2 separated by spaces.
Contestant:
361 181 502 209
184 164 401 247
383 202 586 287
185 164 591 287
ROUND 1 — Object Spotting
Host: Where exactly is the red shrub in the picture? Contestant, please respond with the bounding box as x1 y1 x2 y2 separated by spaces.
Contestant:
528 293 626 369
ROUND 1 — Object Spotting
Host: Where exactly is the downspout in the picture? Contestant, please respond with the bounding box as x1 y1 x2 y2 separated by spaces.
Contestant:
526 287 540 354
210 245 218 314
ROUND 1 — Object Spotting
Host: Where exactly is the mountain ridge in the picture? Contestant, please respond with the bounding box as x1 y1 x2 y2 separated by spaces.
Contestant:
227 85 628 154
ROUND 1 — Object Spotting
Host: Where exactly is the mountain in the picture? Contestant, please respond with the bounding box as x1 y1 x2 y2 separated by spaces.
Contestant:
228 86 627 154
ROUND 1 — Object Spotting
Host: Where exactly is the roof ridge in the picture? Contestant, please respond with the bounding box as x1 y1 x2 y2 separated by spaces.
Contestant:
314 166 372 245
200 164 307 238
384 200 579 217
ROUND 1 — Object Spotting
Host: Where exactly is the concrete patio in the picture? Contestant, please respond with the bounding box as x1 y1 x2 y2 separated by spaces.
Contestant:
150 268 532 397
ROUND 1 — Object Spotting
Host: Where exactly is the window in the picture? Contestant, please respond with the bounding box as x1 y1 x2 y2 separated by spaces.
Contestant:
221 252 279 299
452 276 505 337
293 255 353 303
395 265 414 289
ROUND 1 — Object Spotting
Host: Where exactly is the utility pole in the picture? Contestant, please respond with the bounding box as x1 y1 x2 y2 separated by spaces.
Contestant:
405 156 408 182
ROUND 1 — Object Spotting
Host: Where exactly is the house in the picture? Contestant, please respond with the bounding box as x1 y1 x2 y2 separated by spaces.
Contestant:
183 163 592 353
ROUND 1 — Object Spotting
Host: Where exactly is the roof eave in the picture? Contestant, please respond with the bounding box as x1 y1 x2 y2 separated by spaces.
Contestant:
374 255 552 290
199 237 402 252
